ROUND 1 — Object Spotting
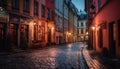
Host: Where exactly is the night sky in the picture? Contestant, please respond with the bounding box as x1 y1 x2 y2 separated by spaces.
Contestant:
72 0 85 11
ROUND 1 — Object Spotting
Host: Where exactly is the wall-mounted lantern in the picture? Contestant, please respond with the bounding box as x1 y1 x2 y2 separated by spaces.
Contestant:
91 26 95 30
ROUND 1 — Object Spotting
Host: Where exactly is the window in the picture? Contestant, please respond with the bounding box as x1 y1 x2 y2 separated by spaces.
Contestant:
12 0 19 9
77 22 79 27
84 29 86 34
34 0 38 16
47 9 53 20
47 8 50 20
0 0 8 6
98 0 102 10
0 0 2 5
51 10 54 20
79 23 81 27
81 28 83 34
24 0 30 12
41 5 45 18
81 22 83 26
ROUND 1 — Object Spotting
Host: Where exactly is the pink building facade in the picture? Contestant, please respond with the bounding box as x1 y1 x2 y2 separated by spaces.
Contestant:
86 0 120 57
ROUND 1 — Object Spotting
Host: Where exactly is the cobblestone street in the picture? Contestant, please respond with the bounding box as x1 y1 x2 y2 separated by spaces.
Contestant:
0 42 89 69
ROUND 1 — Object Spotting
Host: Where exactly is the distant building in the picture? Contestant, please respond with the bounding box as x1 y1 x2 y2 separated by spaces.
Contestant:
54 0 64 44
73 5 79 43
68 1 78 43
63 0 69 43
54 0 79 44
77 11 88 42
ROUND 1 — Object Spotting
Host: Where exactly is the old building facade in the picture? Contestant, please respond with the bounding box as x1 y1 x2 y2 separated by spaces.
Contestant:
85 0 120 58
0 0 55 51
77 12 88 42
0 0 35 51
54 0 64 44
0 0 81 51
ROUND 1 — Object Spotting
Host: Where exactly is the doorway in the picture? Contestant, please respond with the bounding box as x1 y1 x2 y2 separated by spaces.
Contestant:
20 24 29 49
0 23 5 50
109 22 116 57
48 28 51 44
9 24 18 48
98 28 103 48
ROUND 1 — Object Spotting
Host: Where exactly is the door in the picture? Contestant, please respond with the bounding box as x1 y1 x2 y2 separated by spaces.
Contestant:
9 24 18 48
48 28 51 44
98 28 103 48
20 24 29 49
0 23 5 50
109 22 116 57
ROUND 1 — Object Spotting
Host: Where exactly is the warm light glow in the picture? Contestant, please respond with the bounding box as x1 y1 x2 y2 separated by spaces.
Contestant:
86 32 88 35
66 32 68 34
81 36 84 38
51 27 54 30
68 44 72 48
68 33 71 35
67 32 71 35
33 22 36 25
92 26 95 30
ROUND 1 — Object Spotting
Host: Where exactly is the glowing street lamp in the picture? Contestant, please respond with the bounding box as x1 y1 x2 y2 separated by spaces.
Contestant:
51 27 54 30
91 26 95 30
33 22 36 25
86 32 88 35
68 32 71 35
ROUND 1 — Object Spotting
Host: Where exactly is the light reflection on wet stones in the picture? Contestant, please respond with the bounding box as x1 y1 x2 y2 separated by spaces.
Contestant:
0 43 87 69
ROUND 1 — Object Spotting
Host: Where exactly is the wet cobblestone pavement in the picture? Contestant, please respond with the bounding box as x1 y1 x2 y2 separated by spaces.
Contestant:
0 42 88 69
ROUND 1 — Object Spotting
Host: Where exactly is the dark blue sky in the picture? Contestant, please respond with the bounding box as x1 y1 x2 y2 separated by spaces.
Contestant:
72 0 85 11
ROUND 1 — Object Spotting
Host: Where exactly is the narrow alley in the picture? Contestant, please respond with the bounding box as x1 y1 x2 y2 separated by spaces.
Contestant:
1 0 120 69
